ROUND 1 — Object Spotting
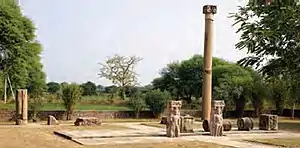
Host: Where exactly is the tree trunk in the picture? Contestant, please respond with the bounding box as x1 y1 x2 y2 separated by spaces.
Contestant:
235 95 246 118
275 97 284 115
121 87 126 100
251 93 262 117
291 101 295 120
135 110 140 119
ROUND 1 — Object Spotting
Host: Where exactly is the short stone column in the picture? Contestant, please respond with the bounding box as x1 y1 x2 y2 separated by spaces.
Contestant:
209 100 225 136
166 101 182 137
15 89 28 125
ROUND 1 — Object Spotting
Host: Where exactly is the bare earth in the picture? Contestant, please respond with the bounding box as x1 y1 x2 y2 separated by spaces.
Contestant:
0 122 228 148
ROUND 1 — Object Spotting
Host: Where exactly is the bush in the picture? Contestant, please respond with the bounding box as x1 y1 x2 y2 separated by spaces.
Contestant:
145 89 170 118
28 94 46 120
59 83 82 120
129 91 146 118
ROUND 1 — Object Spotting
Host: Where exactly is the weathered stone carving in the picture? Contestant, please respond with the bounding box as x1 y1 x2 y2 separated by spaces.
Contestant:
166 101 182 137
74 117 101 126
180 115 194 133
209 100 225 136
47 115 59 125
259 114 278 130
203 5 217 14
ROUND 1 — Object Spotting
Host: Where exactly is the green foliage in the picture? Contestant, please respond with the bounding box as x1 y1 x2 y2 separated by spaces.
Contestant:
145 89 170 117
128 91 146 118
153 54 230 103
0 2 46 102
80 81 97 96
231 1 300 77
99 54 142 99
46 82 60 94
28 94 45 119
60 83 82 120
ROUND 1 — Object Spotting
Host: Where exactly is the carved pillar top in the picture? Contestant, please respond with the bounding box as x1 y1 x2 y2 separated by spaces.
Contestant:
203 5 217 14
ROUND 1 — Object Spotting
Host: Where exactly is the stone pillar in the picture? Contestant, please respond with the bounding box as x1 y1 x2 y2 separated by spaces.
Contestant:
202 5 217 121
15 89 28 125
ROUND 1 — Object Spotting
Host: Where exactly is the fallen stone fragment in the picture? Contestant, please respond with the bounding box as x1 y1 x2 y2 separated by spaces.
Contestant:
47 115 59 125
74 117 101 126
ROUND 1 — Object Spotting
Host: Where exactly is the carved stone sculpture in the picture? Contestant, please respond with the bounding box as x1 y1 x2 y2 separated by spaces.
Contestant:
180 115 194 133
259 114 278 130
209 100 225 136
166 101 182 137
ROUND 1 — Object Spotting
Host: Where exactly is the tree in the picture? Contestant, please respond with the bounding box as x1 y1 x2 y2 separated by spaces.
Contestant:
213 64 253 117
80 81 97 96
231 1 300 78
99 54 142 100
60 83 82 120
128 91 146 118
0 2 46 102
47 82 60 94
145 89 170 118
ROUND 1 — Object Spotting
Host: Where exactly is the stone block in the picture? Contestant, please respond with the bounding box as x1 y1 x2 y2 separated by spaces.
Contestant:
47 115 59 125
180 115 194 133
160 116 167 124
259 114 278 130
74 117 101 126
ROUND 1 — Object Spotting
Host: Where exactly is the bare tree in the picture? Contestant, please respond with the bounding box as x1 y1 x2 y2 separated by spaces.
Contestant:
99 54 142 100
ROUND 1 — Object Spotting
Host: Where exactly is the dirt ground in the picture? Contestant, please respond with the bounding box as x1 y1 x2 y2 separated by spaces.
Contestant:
0 123 229 148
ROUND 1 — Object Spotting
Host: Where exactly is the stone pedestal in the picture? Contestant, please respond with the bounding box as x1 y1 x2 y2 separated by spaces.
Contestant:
166 101 182 138
259 114 278 130
15 89 28 125
209 100 225 136
180 115 194 133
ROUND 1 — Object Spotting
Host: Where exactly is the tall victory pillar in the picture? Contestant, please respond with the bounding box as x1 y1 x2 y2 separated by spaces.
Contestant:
202 5 217 121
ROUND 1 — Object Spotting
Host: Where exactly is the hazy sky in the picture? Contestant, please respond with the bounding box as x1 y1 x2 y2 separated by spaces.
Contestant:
20 0 247 86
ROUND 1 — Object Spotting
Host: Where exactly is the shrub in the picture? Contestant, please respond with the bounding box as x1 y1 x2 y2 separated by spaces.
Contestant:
28 94 45 120
129 91 146 118
145 89 170 118
59 83 82 120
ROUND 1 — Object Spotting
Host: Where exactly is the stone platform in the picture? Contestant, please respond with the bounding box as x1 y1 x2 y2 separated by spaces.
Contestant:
54 123 286 146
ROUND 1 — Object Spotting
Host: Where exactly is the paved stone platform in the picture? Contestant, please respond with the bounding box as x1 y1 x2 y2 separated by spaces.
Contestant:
53 122 300 147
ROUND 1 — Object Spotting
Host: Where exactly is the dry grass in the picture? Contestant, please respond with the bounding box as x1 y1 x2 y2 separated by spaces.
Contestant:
245 138 300 148
0 122 228 148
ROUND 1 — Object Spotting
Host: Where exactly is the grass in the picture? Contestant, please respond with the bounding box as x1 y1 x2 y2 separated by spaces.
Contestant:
0 103 131 111
245 138 300 148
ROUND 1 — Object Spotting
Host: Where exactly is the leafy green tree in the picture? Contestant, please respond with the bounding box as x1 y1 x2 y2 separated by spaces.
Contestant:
231 1 300 77
128 91 146 118
0 1 46 102
80 81 97 96
60 83 82 120
213 64 253 117
99 54 142 100
145 89 170 118
47 82 61 94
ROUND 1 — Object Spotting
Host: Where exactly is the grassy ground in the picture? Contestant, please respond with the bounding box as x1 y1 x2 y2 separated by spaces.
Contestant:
0 103 130 111
0 122 229 148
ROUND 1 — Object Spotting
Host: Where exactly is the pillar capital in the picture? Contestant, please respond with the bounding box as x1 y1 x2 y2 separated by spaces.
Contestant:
203 5 217 14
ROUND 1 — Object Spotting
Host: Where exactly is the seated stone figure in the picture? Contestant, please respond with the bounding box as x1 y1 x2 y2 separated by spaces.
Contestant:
166 101 182 137
209 100 225 136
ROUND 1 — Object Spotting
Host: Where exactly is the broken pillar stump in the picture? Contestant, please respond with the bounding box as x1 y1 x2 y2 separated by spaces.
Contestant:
74 117 101 126
237 117 254 131
15 89 28 125
160 116 167 124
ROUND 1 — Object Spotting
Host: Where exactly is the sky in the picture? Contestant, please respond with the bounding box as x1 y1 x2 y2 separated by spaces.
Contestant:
20 0 248 86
